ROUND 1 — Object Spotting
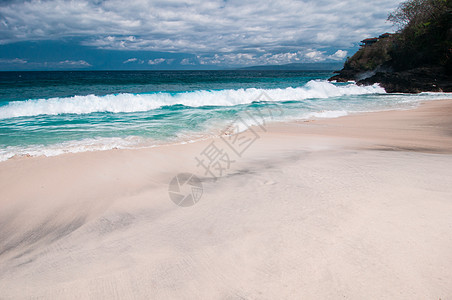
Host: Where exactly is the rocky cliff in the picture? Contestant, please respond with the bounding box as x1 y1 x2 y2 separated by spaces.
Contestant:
330 0 452 93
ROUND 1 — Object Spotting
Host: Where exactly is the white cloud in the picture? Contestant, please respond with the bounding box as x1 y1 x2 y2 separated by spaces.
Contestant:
180 58 196 65
123 58 137 63
58 60 91 66
148 58 166 65
0 0 399 66
304 50 326 62
0 58 27 64
147 58 174 65
328 50 348 60
198 48 339 66
0 0 399 52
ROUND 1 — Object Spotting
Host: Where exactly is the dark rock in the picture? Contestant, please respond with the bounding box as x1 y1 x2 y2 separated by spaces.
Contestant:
328 70 357 82
329 65 452 93
357 66 452 93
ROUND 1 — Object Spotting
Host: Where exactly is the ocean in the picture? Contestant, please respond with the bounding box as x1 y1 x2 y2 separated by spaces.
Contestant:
0 70 448 161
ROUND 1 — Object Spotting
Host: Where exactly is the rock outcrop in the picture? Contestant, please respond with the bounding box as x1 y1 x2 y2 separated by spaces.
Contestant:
330 0 452 93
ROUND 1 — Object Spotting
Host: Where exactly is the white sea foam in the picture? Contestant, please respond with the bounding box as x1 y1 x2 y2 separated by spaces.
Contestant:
0 81 385 119
0 108 354 161
305 110 348 119
216 109 350 136
0 136 151 161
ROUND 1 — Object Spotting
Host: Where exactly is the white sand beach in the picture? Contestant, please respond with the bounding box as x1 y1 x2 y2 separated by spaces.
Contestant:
1 99 452 299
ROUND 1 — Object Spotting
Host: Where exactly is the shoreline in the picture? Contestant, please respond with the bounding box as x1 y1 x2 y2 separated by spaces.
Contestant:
1 98 452 298
2 96 451 163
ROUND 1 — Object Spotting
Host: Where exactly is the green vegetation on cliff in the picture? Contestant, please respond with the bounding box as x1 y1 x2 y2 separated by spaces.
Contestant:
344 37 393 72
331 0 452 92
389 0 451 71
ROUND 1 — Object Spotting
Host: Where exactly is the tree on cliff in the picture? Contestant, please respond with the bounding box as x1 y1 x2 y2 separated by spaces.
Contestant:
388 0 449 29
329 0 451 92
388 0 451 71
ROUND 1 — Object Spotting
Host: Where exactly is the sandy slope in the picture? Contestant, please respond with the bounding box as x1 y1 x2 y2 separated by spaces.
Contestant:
1 99 452 299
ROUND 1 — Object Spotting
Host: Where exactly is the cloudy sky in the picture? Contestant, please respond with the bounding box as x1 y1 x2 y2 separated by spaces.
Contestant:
0 0 401 70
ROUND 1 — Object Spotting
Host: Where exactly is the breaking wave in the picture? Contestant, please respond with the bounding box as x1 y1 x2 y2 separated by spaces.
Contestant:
0 81 385 119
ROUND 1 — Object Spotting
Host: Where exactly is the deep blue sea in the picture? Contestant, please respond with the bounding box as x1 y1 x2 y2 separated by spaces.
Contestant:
0 70 448 160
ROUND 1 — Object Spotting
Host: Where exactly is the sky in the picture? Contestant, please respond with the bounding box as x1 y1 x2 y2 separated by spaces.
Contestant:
0 0 401 70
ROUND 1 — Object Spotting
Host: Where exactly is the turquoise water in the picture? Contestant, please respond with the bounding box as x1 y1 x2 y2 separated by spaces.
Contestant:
0 70 449 160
